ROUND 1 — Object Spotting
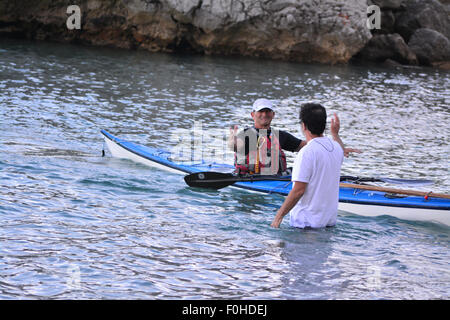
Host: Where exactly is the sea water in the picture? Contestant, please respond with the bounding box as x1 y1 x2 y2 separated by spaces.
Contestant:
0 38 448 299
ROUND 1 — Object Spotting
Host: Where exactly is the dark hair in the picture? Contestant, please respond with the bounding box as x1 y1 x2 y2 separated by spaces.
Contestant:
299 103 327 135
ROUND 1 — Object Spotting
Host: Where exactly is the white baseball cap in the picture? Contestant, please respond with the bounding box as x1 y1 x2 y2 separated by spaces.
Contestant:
252 98 274 112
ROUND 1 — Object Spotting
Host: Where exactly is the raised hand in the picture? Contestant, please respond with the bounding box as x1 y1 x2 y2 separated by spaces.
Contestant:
330 112 340 138
227 125 240 151
330 113 362 157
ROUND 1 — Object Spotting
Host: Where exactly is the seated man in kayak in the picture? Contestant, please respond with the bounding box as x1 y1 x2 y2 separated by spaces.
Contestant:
228 98 355 175
271 103 345 229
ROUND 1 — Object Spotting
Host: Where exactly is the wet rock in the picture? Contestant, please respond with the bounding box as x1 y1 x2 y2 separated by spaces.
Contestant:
355 33 418 65
382 58 404 67
408 28 450 65
431 61 450 70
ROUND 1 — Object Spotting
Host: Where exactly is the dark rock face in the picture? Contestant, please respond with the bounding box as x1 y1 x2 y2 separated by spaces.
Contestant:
408 28 450 65
394 0 450 42
371 9 396 35
355 33 418 65
355 0 450 69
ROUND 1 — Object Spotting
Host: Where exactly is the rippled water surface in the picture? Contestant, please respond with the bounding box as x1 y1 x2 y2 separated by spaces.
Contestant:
0 39 449 299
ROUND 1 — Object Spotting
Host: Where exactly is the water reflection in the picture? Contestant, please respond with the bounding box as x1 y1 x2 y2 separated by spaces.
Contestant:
276 229 335 299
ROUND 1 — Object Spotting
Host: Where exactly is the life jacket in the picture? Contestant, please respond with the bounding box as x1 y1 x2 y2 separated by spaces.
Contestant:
234 128 287 175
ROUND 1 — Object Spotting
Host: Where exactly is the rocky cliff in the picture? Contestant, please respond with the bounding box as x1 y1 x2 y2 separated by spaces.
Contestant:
0 0 448 68
0 0 371 64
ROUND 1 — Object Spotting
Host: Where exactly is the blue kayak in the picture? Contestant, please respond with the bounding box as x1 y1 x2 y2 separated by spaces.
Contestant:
101 130 450 226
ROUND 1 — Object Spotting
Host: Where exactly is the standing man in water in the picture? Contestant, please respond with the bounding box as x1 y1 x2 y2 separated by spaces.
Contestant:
271 103 346 229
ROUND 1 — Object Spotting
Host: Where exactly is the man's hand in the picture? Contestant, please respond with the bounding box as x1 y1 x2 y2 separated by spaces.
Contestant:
330 112 340 138
343 147 362 157
271 182 307 228
229 125 238 137
271 211 284 228
330 113 362 157
227 125 239 151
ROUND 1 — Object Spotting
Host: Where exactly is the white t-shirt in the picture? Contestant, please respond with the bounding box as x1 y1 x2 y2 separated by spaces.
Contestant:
289 137 344 228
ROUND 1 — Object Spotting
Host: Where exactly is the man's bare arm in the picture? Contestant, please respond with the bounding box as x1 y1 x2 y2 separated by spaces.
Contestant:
330 113 362 157
271 181 307 228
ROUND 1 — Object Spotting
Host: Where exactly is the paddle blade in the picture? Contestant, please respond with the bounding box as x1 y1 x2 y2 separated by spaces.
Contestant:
184 172 236 189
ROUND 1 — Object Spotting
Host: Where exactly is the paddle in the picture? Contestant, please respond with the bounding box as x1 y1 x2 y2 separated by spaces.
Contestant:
340 183 450 199
184 172 434 190
184 172 291 189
